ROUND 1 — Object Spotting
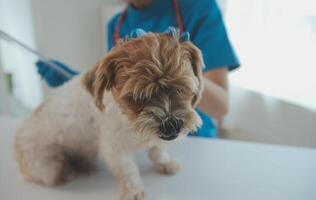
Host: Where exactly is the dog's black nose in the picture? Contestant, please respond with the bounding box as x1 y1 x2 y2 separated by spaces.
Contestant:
159 116 183 141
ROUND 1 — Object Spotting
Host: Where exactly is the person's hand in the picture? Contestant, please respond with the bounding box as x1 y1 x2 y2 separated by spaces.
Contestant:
36 60 79 88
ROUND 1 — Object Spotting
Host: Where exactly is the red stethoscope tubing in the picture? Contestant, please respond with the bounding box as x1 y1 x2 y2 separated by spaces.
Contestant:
113 0 184 45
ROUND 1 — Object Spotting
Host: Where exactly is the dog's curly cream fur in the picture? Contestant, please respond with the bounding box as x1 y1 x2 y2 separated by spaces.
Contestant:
15 32 204 200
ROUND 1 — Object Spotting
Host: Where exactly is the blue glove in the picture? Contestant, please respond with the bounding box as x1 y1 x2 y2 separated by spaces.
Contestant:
36 60 79 88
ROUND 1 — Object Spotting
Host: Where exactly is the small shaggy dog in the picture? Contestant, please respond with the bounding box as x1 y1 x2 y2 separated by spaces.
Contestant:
15 30 204 200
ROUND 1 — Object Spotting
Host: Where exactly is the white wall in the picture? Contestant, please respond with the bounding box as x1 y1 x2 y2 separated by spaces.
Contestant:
225 0 316 110
31 0 122 73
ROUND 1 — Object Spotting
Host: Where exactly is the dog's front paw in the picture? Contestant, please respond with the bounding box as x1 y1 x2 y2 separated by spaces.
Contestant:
120 183 145 200
155 160 181 175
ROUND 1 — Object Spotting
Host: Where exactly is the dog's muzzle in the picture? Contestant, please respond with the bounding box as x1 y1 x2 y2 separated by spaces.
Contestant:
158 116 183 141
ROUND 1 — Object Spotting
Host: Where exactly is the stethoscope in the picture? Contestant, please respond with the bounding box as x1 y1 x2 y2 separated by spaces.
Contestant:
113 0 184 45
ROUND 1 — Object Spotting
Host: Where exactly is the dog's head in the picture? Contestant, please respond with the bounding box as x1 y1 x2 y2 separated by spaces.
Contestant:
83 31 203 141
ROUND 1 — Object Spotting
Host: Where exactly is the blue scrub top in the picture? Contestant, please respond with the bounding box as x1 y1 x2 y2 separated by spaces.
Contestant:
107 0 240 138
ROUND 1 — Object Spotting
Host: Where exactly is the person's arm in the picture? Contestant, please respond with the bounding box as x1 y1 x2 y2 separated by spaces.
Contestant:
198 68 229 120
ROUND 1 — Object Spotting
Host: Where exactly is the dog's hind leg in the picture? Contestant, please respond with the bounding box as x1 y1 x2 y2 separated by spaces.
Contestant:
147 146 181 175
15 143 95 187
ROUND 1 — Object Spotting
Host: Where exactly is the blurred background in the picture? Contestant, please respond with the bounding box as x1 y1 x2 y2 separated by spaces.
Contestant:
0 0 315 148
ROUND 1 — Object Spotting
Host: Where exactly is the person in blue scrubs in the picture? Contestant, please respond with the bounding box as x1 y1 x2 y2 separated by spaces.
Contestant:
37 0 240 138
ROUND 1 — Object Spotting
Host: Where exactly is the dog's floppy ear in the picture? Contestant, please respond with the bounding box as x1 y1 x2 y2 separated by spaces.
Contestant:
82 54 118 111
181 42 205 107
